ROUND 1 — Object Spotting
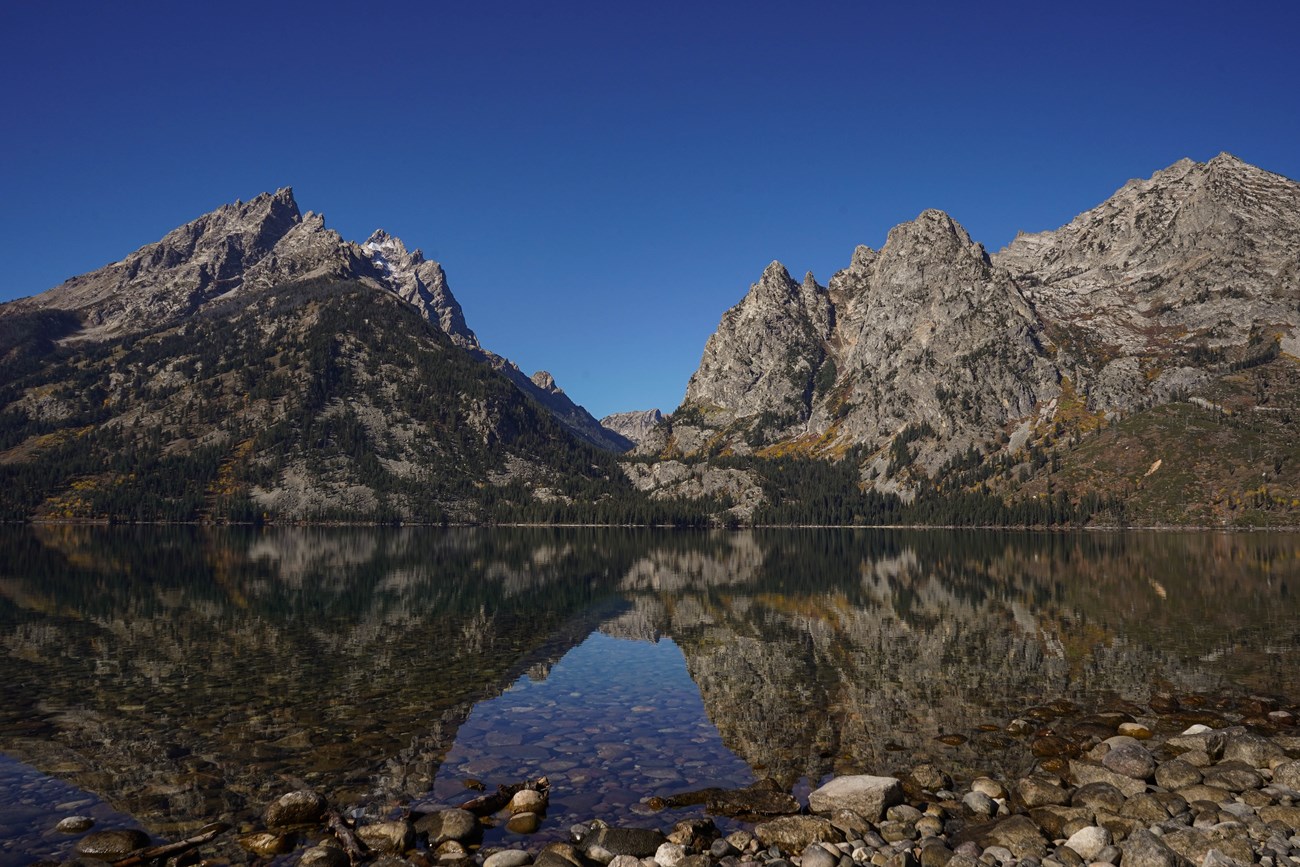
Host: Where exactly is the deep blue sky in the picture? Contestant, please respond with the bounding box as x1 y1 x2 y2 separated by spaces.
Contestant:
2 1 1298 418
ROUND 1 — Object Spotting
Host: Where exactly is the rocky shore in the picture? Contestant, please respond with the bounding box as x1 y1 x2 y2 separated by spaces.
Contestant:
34 699 1300 867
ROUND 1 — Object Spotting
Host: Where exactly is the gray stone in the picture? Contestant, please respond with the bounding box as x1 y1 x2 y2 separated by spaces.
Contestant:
299 845 352 867
810 776 904 823
831 810 874 839
55 816 95 833
1201 763 1264 793
964 792 998 817
957 816 1048 860
75 829 150 857
755 817 844 851
1120 830 1184 867
417 809 481 844
1162 827 1254 865
655 843 687 867
266 789 328 827
1070 761 1148 797
1063 827 1111 861
485 851 534 867
1072 782 1127 814
1272 761 1300 791
1102 744 1156 780
1156 760 1204 791
1222 733 1288 769
803 844 843 867
357 820 415 854
1123 793 1174 823
507 812 541 834
584 828 670 860
1019 777 1071 808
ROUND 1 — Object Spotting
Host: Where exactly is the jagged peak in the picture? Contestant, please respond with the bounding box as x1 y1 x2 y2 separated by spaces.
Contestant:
531 371 562 394
882 209 978 258
801 271 819 291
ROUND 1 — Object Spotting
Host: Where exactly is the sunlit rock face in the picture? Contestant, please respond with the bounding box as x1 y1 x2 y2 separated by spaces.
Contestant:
647 155 1300 495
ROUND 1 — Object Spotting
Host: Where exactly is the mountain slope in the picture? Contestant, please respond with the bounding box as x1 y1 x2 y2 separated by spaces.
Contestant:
0 276 633 522
637 154 1299 524
2 189 629 454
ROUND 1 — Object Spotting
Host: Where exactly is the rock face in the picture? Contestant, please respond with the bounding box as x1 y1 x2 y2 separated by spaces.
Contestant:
645 154 1300 504
600 409 664 445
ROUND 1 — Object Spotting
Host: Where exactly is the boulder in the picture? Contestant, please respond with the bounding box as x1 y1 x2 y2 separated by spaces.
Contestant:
809 775 903 822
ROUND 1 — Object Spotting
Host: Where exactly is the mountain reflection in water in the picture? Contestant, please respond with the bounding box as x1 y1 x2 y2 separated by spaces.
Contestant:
1 526 1298 857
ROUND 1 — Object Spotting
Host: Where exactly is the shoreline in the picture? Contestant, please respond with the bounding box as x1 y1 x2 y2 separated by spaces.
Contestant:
33 691 1300 867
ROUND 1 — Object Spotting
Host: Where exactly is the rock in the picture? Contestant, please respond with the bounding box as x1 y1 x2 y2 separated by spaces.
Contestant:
971 778 1007 800
802 844 842 867
299 845 352 867
1119 723 1153 740
75 829 150 857
1102 744 1156 780
1257 805 1300 833
1162 827 1254 865
955 816 1048 859
830 809 873 838
1200 763 1264 792
1071 782 1127 814
485 851 533 867
537 842 587 867
668 818 717 848
655 842 687 867
416 808 481 844
509 789 549 815
1156 759 1204 790
909 765 954 793
507 812 542 834
240 831 295 856
809 776 904 822
1202 851 1249 867
608 857 642 867
55 816 95 833
1028 806 1094 839
754 816 843 851
1272 760 1300 790
1064 827 1111 861
1122 793 1173 823
1018 776 1071 807
963 791 997 818
1119 830 1184 867
583 828 670 861
1222 733 1287 769
1069 761 1148 797
266 789 328 827
357 820 415 854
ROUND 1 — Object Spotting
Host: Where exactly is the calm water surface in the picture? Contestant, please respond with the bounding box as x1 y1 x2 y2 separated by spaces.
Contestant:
1 527 1298 863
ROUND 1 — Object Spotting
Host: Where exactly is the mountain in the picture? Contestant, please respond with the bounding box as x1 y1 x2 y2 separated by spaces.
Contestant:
0 190 644 522
0 188 627 453
637 154 1300 526
600 408 663 445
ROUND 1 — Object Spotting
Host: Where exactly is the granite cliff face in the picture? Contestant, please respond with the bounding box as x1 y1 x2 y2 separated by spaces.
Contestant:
640 154 1300 511
600 409 663 445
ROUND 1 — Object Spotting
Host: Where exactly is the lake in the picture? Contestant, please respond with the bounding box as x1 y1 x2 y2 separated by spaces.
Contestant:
1 526 1298 863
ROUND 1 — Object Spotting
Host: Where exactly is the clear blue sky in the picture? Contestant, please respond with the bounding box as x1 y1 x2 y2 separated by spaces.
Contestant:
2 1 1298 419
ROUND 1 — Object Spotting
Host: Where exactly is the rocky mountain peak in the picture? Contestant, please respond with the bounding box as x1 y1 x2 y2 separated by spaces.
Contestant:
359 229 477 349
530 371 561 394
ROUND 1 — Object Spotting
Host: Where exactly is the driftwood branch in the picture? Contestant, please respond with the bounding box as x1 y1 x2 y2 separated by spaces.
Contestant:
458 775 550 815
326 809 370 865
111 822 230 867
